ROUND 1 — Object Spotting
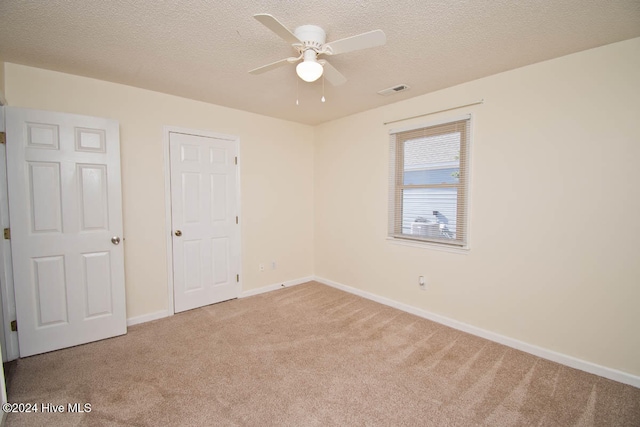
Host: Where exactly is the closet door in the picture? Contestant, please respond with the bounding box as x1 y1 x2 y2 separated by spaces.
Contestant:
169 131 240 313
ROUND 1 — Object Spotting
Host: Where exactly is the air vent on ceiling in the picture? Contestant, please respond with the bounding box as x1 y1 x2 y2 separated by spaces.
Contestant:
377 84 410 96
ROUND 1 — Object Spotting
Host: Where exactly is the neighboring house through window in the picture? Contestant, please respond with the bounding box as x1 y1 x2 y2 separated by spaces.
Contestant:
388 116 471 248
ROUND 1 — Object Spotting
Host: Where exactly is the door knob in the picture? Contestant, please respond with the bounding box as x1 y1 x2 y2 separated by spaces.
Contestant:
175 230 182 237
111 236 121 245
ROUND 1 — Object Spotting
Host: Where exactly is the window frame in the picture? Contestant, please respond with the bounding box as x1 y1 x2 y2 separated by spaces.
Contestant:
388 114 472 250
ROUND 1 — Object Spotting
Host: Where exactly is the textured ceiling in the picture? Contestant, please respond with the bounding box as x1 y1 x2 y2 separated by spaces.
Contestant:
0 1 639 125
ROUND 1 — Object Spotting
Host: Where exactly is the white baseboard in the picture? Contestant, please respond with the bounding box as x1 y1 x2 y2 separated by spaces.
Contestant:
127 309 170 327
125 276 314 326
313 276 640 389
241 276 313 298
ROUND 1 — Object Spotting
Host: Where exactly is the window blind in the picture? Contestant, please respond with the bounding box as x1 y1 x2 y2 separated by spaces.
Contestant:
389 117 470 247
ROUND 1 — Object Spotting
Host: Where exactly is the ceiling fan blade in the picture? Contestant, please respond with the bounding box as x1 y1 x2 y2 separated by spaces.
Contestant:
324 30 386 55
321 60 347 86
254 14 301 44
249 57 294 74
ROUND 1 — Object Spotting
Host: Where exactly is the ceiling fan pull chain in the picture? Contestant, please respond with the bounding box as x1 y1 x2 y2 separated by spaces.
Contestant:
321 75 326 103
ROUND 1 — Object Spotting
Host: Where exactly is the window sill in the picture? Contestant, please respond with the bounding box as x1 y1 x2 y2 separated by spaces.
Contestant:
386 237 469 254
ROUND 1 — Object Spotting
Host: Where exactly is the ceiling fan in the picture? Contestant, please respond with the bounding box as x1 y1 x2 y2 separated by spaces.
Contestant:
249 14 386 85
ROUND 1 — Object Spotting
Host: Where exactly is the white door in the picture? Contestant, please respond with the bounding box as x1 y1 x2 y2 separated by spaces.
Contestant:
169 131 239 313
6 107 126 357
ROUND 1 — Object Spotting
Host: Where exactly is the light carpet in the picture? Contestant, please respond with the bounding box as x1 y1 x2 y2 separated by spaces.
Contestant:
4 281 640 426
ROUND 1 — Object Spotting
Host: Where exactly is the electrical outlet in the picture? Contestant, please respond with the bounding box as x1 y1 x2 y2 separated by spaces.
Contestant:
259 264 265 272
419 276 426 290
271 261 276 270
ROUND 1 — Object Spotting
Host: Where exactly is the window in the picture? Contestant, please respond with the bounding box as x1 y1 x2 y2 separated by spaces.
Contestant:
388 116 470 248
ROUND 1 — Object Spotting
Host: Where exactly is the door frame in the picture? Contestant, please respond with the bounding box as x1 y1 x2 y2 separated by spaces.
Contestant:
0 105 19 362
0 104 7 422
162 126 242 316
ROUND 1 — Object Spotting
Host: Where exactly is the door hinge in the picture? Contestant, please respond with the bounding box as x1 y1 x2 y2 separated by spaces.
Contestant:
10 320 17 332
235 216 238 224
236 274 239 283
3 228 10 240
0 132 5 144
235 156 237 165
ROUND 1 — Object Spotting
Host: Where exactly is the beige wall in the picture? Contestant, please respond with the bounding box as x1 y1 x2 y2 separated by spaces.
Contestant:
314 37 640 375
4 64 315 319
3 37 639 377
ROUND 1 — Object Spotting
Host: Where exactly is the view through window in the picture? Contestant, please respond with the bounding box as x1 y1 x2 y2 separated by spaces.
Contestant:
389 117 470 247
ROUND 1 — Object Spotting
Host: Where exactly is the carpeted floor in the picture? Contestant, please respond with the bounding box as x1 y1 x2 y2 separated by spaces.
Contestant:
4 281 640 426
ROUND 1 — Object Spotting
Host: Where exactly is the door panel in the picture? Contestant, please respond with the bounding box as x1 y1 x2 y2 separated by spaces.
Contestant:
211 237 229 284
28 162 63 233
78 164 109 230
170 131 239 313
33 256 67 326
6 107 126 357
82 251 112 318
211 174 227 222
182 172 200 223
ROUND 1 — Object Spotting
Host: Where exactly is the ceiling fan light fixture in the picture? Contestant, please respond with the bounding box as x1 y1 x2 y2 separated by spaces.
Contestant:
296 59 323 82
251 14 386 86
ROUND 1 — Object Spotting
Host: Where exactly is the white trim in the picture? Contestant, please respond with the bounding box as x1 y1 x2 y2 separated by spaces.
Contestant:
0 108 6 412
464 113 475 251
125 275 313 325
0 106 19 363
126 310 170 327
235 141 243 300
162 128 175 316
162 125 242 316
389 113 471 135
388 114 473 252
165 126 237 142
313 276 640 389
240 276 313 298
0 140 19 362
386 237 469 254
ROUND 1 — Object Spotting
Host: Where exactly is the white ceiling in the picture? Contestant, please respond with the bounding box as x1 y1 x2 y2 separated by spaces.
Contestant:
1 1 639 125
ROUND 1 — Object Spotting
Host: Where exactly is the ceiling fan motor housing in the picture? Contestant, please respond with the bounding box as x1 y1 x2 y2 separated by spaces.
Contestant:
294 25 326 52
